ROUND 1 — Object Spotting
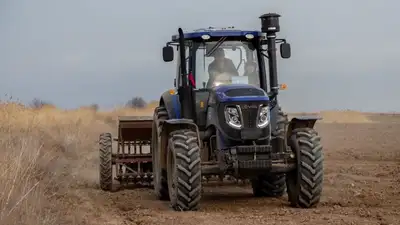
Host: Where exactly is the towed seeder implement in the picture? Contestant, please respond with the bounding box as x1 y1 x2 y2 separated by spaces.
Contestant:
99 116 247 191
99 116 153 191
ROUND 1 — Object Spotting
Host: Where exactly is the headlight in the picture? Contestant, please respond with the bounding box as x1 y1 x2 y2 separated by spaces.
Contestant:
224 106 242 129
257 105 270 128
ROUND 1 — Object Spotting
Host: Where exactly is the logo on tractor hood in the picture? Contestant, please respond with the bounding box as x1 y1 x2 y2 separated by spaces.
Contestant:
242 104 258 109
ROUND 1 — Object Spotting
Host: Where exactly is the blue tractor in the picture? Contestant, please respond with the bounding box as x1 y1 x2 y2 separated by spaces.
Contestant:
151 13 324 211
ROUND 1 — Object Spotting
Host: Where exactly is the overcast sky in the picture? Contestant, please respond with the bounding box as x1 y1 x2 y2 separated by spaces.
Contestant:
0 0 399 112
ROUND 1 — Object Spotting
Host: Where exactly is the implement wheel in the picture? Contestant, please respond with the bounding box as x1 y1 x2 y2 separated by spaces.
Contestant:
99 132 113 191
286 127 324 208
152 106 169 200
167 129 202 211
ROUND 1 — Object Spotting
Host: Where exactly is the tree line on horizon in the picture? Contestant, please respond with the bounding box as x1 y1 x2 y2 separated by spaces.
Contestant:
29 96 150 110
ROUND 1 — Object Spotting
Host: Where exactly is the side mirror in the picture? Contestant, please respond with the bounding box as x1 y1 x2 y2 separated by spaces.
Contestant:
280 43 291 59
163 46 174 62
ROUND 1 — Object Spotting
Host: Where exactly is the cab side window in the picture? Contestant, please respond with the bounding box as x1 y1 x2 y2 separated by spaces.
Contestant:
176 47 190 87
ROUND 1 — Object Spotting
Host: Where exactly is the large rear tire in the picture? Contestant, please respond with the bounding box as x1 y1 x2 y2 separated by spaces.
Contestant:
251 107 287 197
99 132 113 191
251 174 286 197
286 127 324 208
152 106 169 200
167 130 202 211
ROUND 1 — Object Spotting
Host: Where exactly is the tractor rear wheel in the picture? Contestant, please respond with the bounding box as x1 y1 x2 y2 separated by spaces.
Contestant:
251 107 287 197
286 127 324 208
167 129 202 211
251 174 286 197
99 132 113 191
152 106 169 200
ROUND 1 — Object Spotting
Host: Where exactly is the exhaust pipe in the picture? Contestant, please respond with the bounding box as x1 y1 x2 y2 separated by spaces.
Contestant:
177 28 195 120
260 13 281 98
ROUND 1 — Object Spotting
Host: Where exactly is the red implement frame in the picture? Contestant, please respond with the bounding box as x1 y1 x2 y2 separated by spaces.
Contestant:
113 116 153 186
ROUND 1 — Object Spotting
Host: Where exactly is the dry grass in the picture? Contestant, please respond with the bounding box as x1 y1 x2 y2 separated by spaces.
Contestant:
0 103 155 225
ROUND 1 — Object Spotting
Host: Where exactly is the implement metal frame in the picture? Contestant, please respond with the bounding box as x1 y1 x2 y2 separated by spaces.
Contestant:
113 116 153 186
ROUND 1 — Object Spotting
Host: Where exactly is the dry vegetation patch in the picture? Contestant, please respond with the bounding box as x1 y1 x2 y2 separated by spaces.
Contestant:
0 103 155 225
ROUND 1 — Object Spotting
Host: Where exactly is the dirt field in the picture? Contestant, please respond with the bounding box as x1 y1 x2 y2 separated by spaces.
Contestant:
0 105 399 225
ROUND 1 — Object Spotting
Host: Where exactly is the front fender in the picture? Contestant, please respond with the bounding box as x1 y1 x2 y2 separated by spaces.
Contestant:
286 115 322 140
159 119 201 171
159 91 181 119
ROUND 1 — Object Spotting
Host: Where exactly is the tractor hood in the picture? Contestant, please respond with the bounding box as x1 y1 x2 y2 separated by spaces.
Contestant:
212 84 269 103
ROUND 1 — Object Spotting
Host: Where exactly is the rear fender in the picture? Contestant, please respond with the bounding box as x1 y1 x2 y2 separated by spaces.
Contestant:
286 115 322 140
159 119 201 170
160 91 181 119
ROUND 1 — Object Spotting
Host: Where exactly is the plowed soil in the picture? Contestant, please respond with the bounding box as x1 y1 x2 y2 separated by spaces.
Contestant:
68 112 400 225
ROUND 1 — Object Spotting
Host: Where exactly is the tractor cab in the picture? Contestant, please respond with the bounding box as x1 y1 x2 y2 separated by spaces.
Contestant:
162 14 291 131
166 29 265 89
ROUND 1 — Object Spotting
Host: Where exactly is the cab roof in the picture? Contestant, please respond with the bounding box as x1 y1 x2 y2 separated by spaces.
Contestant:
171 27 262 42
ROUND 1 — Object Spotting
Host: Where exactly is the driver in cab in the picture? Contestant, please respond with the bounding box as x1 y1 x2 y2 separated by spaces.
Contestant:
243 61 260 86
207 48 239 87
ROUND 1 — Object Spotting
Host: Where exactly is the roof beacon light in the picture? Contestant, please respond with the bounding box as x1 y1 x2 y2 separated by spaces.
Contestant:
245 33 254 39
201 34 211 40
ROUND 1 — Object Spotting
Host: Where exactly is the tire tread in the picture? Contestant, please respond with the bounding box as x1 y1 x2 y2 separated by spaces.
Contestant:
287 127 324 208
169 130 201 211
99 132 113 191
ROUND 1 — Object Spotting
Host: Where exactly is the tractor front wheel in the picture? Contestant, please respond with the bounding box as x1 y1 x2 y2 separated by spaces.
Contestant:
286 127 324 208
167 129 202 211
99 132 113 191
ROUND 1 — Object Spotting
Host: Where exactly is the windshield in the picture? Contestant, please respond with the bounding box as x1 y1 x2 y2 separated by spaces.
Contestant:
194 40 260 89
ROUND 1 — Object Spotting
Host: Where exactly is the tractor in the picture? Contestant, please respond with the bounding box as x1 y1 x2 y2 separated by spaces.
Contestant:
98 13 324 212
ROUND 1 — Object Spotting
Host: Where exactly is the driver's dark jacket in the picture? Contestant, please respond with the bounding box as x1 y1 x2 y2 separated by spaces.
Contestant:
207 58 239 86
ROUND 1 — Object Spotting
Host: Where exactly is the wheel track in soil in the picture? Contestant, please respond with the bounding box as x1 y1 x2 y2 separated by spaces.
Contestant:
72 120 400 225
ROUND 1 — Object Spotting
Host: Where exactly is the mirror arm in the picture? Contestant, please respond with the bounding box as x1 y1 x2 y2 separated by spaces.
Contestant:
166 41 179 47
261 39 286 45
276 38 286 44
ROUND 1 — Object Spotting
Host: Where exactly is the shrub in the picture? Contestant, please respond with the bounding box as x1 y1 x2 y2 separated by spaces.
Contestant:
29 98 53 109
126 97 147 109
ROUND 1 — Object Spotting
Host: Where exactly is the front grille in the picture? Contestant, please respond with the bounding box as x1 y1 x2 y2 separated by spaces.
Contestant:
218 100 267 140
240 104 259 128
